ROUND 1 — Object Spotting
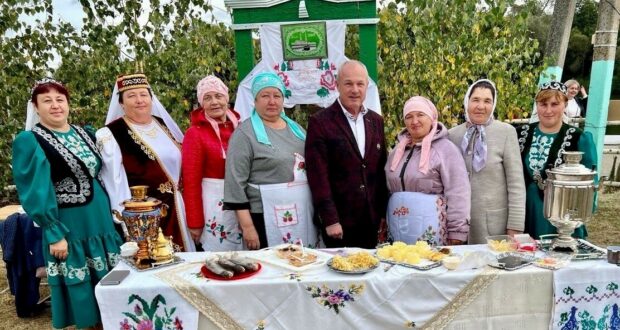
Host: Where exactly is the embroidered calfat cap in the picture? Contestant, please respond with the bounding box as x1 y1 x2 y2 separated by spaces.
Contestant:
116 73 150 93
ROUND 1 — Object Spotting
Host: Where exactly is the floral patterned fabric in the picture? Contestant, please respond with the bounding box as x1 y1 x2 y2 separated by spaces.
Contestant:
387 191 447 245
119 294 185 330
97 250 618 330
305 284 365 314
252 153 321 248
526 130 555 176
233 21 381 120
54 129 99 177
552 263 620 330
96 263 200 330
199 179 243 251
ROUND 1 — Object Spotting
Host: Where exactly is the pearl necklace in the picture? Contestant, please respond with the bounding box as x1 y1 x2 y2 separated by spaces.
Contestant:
131 121 158 138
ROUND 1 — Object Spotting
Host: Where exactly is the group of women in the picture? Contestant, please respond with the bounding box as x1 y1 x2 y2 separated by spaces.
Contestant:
385 79 595 247
11 72 318 329
12 71 596 329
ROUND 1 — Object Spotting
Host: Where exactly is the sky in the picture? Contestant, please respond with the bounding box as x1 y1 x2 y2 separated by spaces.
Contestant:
34 0 231 66
51 0 231 29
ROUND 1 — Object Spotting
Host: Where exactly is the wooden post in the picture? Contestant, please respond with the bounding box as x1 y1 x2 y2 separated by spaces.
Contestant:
234 30 254 81
359 24 378 82
584 0 619 173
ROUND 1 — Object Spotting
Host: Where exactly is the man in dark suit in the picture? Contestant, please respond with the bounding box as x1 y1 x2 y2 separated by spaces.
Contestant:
305 60 388 248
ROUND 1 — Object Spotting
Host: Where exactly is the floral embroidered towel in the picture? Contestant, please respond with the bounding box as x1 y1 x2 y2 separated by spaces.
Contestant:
233 21 382 120
551 261 620 330
95 262 199 330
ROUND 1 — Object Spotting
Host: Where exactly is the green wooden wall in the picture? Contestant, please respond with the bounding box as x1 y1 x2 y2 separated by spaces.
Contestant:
231 0 376 24
230 0 378 82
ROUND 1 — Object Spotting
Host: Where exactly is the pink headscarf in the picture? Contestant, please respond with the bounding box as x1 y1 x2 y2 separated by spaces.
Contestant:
196 75 239 158
389 96 438 174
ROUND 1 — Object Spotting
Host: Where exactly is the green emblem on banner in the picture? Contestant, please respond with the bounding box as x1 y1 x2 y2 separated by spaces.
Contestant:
281 22 328 61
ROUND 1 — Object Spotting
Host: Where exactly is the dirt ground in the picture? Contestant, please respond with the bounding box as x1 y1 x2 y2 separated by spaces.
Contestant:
0 265 52 329
0 191 618 329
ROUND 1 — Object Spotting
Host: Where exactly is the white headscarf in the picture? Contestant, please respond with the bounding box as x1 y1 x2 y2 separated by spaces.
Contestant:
461 79 497 172
105 81 184 143
25 78 65 131
25 101 39 131
463 79 497 124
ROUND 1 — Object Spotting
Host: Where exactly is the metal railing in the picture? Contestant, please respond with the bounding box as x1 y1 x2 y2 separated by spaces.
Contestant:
504 118 620 125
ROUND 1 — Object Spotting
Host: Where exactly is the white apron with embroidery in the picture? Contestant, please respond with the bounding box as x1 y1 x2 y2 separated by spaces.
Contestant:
250 153 320 248
387 191 446 245
199 178 243 251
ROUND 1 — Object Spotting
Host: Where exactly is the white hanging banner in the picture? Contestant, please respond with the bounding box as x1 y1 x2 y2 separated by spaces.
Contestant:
234 21 382 120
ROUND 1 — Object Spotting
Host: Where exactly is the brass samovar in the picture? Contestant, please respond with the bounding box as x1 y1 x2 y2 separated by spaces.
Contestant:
114 186 174 268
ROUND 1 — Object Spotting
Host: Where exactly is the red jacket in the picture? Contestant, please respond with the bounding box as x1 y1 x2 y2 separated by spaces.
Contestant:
181 109 239 229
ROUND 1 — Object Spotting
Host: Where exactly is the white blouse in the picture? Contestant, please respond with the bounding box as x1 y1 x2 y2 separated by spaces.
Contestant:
96 119 194 251
565 99 581 118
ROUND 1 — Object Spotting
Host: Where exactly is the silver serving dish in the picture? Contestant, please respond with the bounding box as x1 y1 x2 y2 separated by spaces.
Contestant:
376 256 442 271
539 235 606 260
488 252 536 271
121 255 184 272
326 258 379 274
374 244 445 271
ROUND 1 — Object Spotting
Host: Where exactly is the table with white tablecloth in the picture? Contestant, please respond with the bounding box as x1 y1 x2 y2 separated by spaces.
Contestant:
95 245 620 330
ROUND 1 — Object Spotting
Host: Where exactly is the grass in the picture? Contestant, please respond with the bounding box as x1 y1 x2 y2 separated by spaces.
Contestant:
586 189 620 247
0 191 617 329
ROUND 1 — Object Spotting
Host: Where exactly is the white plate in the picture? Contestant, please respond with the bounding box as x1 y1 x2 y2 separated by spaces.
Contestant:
249 245 331 272
533 254 571 270
532 260 569 270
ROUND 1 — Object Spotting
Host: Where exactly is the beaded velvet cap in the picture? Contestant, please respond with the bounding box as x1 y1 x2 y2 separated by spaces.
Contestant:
116 73 150 93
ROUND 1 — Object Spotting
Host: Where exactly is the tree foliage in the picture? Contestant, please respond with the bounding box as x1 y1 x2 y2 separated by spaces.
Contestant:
564 0 598 82
518 0 620 98
1 0 77 202
1 0 546 202
0 0 234 202
377 0 542 142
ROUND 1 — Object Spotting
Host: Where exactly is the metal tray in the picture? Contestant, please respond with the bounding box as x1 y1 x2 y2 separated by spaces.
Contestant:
538 236 607 260
121 255 184 272
376 256 442 271
326 258 379 274
488 252 536 271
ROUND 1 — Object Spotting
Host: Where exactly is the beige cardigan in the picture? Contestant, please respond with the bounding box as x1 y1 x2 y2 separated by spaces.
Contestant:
448 120 526 244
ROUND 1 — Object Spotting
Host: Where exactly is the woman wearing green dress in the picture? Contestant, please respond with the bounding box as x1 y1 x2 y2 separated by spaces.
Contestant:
517 81 597 239
12 78 122 329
